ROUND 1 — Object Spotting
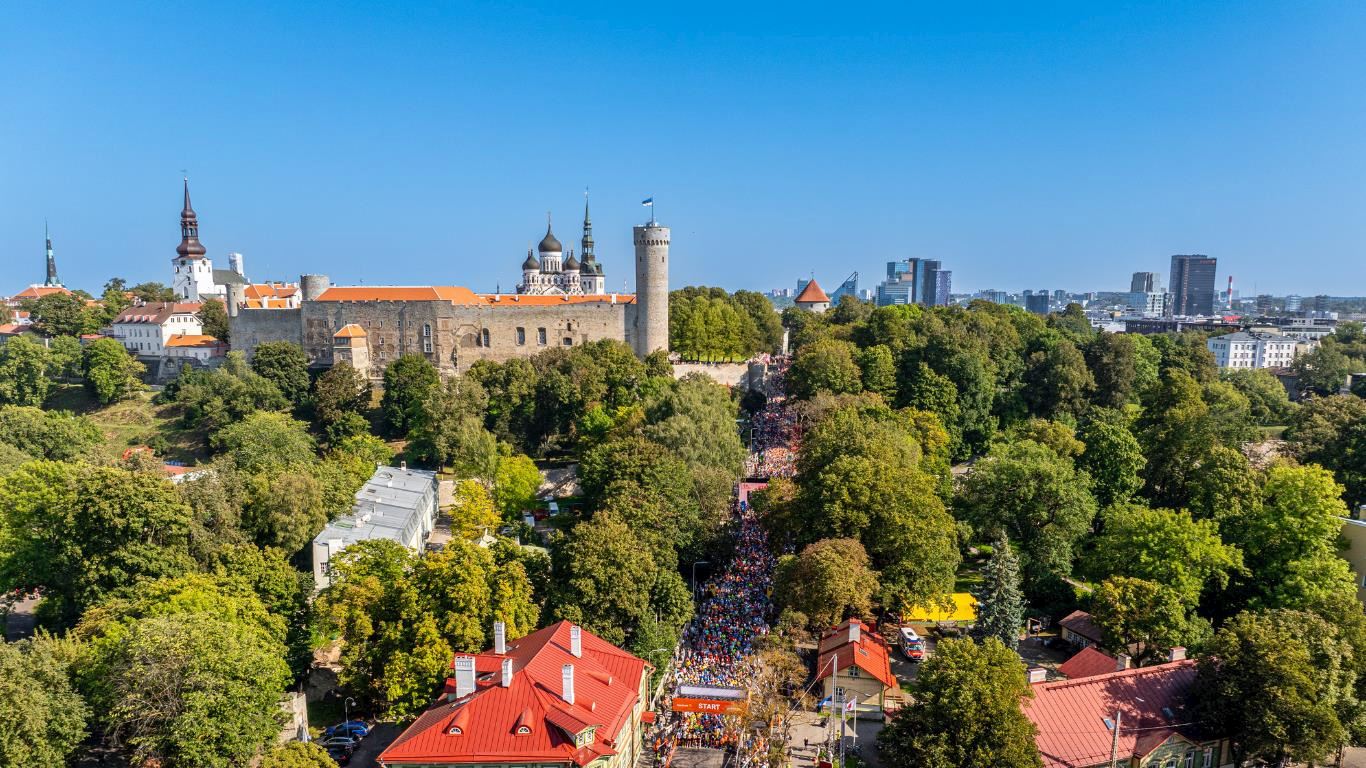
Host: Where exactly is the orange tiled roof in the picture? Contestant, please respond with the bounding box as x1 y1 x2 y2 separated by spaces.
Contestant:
11 285 73 300
815 619 896 690
475 294 636 306
314 286 481 304
244 283 299 301
334 323 368 338
795 280 829 304
113 302 203 325
165 334 222 348
1057 647 1120 680
0 323 32 335
244 298 293 309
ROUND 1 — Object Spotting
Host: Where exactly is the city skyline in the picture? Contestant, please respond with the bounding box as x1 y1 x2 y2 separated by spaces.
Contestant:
3 2 1365 295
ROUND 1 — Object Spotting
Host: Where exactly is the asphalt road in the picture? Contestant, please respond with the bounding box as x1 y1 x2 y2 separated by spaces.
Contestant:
343 723 402 768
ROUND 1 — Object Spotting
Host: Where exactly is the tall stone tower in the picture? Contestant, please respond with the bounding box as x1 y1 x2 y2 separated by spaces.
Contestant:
632 215 670 358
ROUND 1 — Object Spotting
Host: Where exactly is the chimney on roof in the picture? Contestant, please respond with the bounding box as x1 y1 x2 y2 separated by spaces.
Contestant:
848 622 861 644
1116 653 1132 671
570 625 582 658
1027 667 1047 684
1168 646 1187 662
400 460 407 471
502 657 513 688
562 664 575 705
454 656 476 699
494 621 507 654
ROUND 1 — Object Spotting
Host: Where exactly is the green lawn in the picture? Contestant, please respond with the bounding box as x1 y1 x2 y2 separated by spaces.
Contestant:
45 385 208 465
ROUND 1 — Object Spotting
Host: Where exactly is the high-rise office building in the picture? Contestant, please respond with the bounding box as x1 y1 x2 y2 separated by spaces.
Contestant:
1130 272 1161 293
1025 293 1050 315
876 258 951 307
1168 255 1217 316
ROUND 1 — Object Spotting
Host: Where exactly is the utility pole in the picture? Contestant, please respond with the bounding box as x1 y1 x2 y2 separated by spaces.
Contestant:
1107 710 1123 768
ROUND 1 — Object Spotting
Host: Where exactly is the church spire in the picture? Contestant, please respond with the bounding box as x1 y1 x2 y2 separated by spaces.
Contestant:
176 177 207 260
44 220 61 287
580 188 595 259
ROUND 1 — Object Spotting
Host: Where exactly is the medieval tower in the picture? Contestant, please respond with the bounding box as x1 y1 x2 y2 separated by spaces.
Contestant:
632 214 670 357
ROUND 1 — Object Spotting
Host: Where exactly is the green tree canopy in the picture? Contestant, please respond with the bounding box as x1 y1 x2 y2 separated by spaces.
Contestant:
957 439 1097 583
1284 395 1366 508
21 291 99 337
261 742 339 768
381 354 441 435
1195 609 1357 766
0 632 89 768
1076 410 1145 507
493 451 541 518
1084 504 1242 608
313 362 372 443
878 637 1042 768
250 341 311 405
788 338 864 399
0 462 194 624
1089 576 1204 665
774 538 878 630
0 334 51 406
82 338 144 404
163 352 291 438
197 298 230 342
211 411 318 473
0 405 102 461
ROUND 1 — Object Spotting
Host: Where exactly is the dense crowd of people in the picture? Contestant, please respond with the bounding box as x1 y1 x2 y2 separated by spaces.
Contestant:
648 358 797 767
744 360 798 479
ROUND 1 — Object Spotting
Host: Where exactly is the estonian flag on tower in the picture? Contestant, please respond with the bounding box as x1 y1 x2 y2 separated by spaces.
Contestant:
641 197 654 207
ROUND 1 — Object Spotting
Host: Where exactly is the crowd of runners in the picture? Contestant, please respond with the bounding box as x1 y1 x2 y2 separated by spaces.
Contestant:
648 357 797 768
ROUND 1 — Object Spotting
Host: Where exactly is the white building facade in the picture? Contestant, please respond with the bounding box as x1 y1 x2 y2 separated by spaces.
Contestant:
111 302 205 356
1207 331 1302 370
312 465 438 589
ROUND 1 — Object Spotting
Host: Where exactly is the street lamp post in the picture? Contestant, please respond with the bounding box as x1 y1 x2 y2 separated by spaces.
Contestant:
344 696 356 728
691 561 711 598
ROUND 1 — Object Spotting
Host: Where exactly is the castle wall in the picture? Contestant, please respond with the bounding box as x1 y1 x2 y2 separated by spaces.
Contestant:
229 308 303 360
458 301 629 371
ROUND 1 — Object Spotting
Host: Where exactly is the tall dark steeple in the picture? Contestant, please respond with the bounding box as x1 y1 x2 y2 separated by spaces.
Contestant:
580 189 595 260
44 220 61 287
176 177 207 259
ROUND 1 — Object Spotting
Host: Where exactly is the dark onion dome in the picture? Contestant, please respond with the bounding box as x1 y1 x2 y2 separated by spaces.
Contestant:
538 225 562 253
522 250 540 270
563 252 580 270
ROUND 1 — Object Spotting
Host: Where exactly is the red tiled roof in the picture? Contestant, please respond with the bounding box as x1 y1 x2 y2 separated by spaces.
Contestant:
0 323 31 335
795 280 829 304
380 621 650 766
333 324 367 338
113 302 203 325
815 619 896 690
1059 610 1104 644
1022 660 1198 768
1058 647 1119 680
244 283 299 301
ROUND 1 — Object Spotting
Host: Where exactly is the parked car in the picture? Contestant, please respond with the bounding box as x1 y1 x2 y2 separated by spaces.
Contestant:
324 721 369 740
322 736 359 751
327 745 353 765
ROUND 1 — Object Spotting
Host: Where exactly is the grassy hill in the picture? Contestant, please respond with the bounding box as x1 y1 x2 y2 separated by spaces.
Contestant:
45 384 208 465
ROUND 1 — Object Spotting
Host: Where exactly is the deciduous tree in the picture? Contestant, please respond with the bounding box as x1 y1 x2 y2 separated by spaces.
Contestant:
381 354 441 435
774 538 878 630
0 633 89 768
878 637 1042 768
0 335 51 406
250 341 311 405
82 338 144 404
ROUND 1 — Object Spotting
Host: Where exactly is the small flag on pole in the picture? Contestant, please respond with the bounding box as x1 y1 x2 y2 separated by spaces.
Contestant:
844 696 857 713
641 197 654 207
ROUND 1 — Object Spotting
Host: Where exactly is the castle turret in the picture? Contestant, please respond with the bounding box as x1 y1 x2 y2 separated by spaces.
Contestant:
632 215 670 357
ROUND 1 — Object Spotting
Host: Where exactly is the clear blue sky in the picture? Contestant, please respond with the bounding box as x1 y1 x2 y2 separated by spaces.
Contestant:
3 1 1364 297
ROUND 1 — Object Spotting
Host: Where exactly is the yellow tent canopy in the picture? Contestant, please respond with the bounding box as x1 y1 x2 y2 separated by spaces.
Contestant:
902 593 978 623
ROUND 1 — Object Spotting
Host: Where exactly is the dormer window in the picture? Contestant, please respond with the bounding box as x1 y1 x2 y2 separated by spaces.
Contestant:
448 726 463 735
516 726 531 735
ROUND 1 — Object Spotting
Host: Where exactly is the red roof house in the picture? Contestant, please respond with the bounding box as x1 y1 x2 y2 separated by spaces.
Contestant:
1022 657 1229 768
379 621 651 767
1057 647 1123 681
1058 610 1105 649
814 619 897 718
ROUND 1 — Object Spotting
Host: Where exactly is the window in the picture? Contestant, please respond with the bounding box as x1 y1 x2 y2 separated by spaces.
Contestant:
1184 750 1195 768
563 337 573 346
1202 748 1213 766
423 323 431 337
481 329 490 347
537 328 547 345
423 337 432 354
516 327 526 345
847 666 860 677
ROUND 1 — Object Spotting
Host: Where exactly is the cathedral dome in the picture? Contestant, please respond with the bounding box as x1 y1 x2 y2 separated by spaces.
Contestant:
563 252 580 270
538 228 562 253
522 250 540 270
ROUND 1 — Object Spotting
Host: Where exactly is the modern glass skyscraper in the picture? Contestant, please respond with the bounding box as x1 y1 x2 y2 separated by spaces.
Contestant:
1168 255 1217 316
